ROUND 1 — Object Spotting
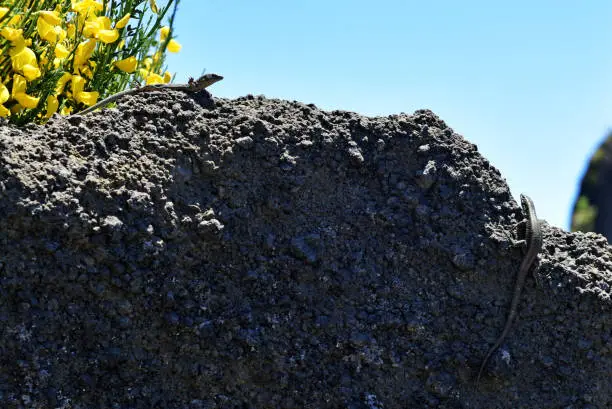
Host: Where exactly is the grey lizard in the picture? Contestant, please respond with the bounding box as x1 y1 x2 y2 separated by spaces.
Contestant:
476 193 543 385
76 73 223 115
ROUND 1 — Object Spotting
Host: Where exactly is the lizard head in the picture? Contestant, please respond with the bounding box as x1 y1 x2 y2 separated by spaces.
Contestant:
187 73 224 88
201 73 223 86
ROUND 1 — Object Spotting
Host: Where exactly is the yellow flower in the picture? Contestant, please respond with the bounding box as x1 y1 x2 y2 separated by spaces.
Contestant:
0 82 9 116
61 106 73 115
167 39 181 53
45 95 59 118
115 13 130 29
81 65 94 79
149 0 158 14
12 74 40 109
37 14 66 43
83 16 105 34
163 71 172 83
159 26 180 52
160 26 170 40
71 74 85 93
1 27 23 42
84 16 118 43
72 0 103 16
67 23 76 38
15 93 40 109
38 10 62 26
0 83 9 104
55 72 72 95
77 91 98 106
10 47 41 80
114 56 137 73
83 18 100 37
39 49 49 66
71 75 98 106
0 7 9 20
145 73 164 85
12 74 27 94
74 39 96 69
8 14 21 26
54 43 69 58
22 64 41 81
97 29 118 43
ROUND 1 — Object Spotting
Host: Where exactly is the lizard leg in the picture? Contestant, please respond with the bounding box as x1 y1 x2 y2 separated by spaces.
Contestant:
501 220 526 248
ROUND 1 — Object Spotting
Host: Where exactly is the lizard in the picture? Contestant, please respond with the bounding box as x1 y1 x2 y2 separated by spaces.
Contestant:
476 193 543 385
76 73 223 115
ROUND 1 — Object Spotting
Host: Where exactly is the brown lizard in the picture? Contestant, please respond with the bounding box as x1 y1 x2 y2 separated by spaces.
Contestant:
76 73 223 115
476 194 543 385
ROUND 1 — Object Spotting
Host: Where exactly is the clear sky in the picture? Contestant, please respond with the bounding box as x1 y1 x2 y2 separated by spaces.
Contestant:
165 1 612 230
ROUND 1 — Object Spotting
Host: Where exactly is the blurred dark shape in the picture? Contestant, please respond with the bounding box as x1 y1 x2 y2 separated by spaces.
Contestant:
571 131 612 241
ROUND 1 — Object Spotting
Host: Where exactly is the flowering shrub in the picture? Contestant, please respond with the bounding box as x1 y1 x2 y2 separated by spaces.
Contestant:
0 0 182 124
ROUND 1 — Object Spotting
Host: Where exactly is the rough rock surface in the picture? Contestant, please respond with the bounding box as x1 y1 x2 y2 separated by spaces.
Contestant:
0 89 610 409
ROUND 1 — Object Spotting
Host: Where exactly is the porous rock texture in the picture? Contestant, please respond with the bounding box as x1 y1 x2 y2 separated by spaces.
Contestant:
0 89 610 409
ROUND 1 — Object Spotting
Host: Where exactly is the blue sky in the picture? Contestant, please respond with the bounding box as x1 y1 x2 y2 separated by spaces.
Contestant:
165 1 612 230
